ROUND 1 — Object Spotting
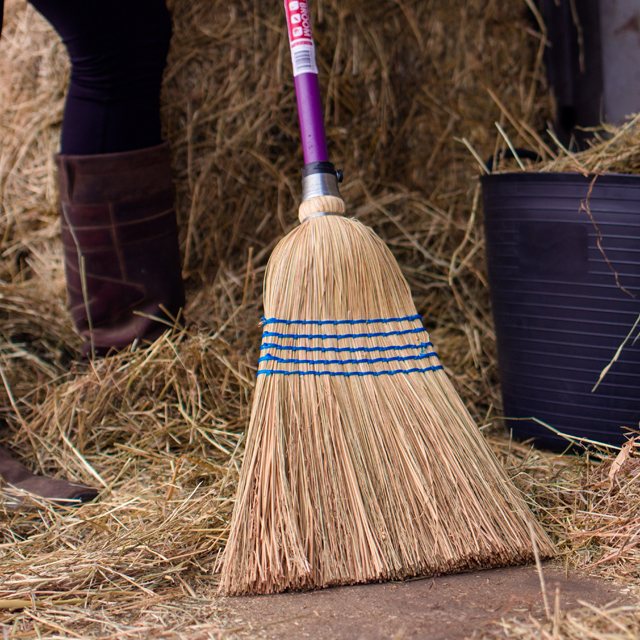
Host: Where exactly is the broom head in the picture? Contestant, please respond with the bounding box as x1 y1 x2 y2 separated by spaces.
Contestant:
219 197 554 595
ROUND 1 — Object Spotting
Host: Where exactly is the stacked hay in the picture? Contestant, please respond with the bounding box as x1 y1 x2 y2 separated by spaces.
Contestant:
488 113 640 175
0 0 638 637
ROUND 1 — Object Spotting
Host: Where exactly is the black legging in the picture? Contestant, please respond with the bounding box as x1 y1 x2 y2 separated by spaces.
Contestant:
27 0 171 155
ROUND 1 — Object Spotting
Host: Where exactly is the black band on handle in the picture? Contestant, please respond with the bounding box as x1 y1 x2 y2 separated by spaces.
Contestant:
302 161 343 182
302 161 337 177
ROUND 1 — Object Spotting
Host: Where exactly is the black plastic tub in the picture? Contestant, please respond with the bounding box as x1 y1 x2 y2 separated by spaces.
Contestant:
481 172 640 450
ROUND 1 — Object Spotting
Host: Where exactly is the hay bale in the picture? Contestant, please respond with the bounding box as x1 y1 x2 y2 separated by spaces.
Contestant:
0 0 548 461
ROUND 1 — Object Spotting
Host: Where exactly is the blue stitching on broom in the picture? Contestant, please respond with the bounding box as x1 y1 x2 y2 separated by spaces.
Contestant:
259 352 439 366
260 341 434 353
257 315 440 376
261 314 422 326
257 365 445 377
262 327 426 340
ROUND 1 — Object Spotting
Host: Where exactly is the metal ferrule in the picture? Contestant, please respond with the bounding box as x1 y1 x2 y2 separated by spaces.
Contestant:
302 171 341 201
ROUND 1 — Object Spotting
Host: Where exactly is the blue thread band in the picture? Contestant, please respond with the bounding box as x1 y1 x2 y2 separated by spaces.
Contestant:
260 341 433 354
261 314 422 326
262 327 426 341
257 365 445 377
258 352 439 366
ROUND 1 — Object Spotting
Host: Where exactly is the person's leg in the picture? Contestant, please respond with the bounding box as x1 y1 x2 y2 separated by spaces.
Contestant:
0 2 183 504
30 0 171 155
30 0 185 356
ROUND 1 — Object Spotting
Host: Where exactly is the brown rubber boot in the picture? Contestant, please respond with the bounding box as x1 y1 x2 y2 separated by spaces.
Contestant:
56 143 185 357
0 446 98 506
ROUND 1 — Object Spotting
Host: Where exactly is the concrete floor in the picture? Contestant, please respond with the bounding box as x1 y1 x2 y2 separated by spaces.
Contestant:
223 565 628 639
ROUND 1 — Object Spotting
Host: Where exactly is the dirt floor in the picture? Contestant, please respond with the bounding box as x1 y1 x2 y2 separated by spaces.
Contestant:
220 565 629 639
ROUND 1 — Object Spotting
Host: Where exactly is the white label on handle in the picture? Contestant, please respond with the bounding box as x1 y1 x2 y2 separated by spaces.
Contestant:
285 0 318 76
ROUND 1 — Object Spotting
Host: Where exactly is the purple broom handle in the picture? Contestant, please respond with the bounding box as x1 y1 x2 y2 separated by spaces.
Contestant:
284 0 330 165
294 74 330 164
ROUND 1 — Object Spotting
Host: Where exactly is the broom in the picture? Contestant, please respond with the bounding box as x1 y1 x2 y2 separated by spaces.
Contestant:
218 0 554 596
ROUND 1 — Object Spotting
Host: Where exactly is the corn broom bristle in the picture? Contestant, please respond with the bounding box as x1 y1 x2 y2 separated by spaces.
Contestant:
219 213 554 596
